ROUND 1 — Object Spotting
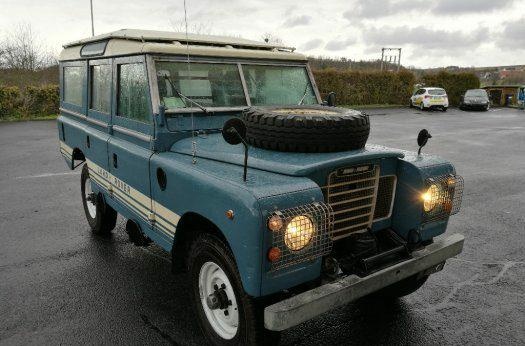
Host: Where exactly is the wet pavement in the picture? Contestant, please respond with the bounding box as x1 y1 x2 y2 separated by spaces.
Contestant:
0 107 524 345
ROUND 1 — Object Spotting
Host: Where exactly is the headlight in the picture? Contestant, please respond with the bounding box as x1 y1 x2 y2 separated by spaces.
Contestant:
284 215 315 251
422 184 440 212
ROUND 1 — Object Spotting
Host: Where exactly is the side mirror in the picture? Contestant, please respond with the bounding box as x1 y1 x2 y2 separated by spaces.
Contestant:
417 129 432 155
222 118 246 145
222 118 249 182
326 92 336 107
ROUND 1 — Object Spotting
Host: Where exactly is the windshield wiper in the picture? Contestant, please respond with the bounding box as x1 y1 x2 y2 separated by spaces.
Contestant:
163 75 209 114
297 82 309 105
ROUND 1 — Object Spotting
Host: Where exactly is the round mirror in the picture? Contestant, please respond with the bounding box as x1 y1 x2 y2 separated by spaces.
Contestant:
417 129 432 147
222 118 246 145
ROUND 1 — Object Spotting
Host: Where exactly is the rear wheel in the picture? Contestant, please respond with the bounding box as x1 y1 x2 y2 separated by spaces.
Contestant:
189 233 279 345
81 164 117 235
442 107 448 112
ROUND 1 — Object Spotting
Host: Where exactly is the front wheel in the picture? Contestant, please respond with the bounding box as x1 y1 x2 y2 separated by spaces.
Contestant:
189 233 279 345
81 164 117 235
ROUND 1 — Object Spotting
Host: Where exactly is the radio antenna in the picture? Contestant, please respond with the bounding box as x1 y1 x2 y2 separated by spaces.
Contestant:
183 0 197 164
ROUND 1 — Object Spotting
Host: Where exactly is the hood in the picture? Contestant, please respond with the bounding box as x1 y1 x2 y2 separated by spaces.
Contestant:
170 133 404 176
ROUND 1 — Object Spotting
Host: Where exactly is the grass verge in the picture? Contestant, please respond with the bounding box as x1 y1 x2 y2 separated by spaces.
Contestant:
0 114 58 122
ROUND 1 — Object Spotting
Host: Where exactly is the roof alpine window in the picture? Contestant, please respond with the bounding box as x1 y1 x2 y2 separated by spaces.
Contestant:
80 41 108 57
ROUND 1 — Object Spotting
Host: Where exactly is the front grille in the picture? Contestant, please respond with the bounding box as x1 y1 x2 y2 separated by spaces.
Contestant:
373 176 396 220
324 165 380 240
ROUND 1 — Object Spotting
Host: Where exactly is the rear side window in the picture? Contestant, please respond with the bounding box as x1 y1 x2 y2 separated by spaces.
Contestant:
63 66 84 106
117 63 150 123
90 65 111 113
428 89 446 95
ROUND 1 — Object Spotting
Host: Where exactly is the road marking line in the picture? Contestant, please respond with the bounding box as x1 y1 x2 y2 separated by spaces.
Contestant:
15 172 80 179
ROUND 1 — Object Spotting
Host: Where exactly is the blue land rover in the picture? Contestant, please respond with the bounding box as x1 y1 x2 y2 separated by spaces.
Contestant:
57 29 464 345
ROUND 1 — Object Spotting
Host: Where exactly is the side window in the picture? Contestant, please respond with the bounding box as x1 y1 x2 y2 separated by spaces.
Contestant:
63 66 84 106
117 63 150 123
90 64 111 114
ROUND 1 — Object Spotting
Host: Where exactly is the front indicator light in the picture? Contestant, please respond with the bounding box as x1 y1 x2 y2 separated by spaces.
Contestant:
267 214 283 232
267 247 281 262
284 215 315 251
422 184 440 212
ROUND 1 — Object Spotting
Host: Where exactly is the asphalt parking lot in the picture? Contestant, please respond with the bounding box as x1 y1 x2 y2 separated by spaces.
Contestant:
1 107 524 345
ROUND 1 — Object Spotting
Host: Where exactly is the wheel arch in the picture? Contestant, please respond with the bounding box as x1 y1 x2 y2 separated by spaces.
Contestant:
171 211 231 273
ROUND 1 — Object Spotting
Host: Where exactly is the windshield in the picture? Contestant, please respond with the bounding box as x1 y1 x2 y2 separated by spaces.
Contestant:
155 61 317 109
465 89 487 97
156 62 247 108
243 65 317 106
428 89 446 95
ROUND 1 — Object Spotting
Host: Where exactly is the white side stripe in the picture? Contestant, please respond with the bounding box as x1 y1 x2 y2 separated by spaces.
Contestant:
86 159 179 237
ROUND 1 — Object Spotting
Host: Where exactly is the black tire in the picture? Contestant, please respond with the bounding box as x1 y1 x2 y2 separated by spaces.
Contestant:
373 274 429 298
81 164 117 235
442 107 448 112
242 105 370 153
188 233 279 346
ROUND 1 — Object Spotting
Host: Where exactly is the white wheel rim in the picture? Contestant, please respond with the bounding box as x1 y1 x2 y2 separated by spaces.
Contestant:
84 177 97 219
199 261 239 340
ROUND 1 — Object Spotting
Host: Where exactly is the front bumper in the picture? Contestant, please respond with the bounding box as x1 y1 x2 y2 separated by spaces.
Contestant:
264 233 464 331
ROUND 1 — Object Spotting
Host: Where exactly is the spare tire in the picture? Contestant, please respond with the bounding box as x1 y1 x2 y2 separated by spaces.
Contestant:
242 105 370 153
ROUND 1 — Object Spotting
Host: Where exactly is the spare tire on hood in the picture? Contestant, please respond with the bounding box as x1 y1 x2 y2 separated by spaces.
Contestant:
242 105 370 153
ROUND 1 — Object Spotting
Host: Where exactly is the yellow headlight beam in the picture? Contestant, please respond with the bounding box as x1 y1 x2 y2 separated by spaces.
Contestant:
284 215 315 251
422 184 440 212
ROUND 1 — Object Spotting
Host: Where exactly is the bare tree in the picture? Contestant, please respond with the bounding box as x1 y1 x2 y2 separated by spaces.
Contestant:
0 23 56 71
169 19 213 35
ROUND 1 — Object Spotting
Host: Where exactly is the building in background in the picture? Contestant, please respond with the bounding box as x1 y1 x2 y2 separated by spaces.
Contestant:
483 85 525 107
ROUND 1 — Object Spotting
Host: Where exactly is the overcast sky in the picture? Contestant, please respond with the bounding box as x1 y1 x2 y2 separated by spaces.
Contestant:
2 0 524 68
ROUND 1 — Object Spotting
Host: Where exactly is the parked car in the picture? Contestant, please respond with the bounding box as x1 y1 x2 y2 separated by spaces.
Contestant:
58 29 464 345
459 89 490 111
410 87 449 111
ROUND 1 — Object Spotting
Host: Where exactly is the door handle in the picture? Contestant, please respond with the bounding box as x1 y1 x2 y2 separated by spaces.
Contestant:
113 153 118 168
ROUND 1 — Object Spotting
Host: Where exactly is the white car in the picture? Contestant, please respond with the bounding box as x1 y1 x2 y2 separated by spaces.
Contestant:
410 87 449 111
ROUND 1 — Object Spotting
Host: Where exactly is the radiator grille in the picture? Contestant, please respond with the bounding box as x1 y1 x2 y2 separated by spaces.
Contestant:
324 165 380 240
373 175 396 220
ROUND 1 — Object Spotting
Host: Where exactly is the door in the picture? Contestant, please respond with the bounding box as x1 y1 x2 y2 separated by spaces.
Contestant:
85 59 112 176
107 55 155 233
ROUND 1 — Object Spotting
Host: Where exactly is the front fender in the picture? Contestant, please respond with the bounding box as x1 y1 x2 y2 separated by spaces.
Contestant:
150 152 325 297
392 152 456 241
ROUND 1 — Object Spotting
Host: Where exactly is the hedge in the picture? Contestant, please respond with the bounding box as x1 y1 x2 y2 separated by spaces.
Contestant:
421 71 480 106
0 84 59 120
0 71 480 119
313 69 416 106
0 86 22 118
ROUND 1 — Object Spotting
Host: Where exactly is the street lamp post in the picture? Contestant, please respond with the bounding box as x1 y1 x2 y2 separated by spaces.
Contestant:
90 0 95 36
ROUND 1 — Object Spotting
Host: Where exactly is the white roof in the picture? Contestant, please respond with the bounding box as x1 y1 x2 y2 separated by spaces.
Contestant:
60 29 306 62
64 29 294 50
